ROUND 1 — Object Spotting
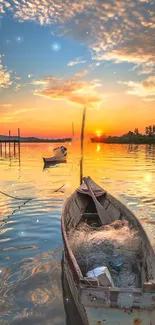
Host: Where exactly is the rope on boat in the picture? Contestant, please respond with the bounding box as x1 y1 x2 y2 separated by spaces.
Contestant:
0 190 34 201
0 184 65 227
1 197 33 225
53 184 65 193
0 184 65 201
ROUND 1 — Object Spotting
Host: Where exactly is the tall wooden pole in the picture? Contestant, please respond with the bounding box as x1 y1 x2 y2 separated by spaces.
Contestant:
80 106 86 185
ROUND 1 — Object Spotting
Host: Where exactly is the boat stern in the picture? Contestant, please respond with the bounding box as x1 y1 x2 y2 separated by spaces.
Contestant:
84 306 155 325
79 287 155 325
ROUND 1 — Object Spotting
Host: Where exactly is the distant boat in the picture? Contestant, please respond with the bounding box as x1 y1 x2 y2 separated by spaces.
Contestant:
43 145 67 165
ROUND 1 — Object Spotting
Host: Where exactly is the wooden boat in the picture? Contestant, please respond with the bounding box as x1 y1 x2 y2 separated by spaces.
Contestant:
61 176 155 325
43 145 67 165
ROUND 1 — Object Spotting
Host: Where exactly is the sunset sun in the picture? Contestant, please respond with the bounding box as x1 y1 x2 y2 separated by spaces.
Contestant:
96 130 102 138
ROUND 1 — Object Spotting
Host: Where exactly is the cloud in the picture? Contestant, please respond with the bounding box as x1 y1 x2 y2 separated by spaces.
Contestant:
73 69 89 79
0 55 12 89
14 83 21 91
0 104 12 107
33 73 104 107
67 58 87 66
31 80 48 86
118 76 155 100
0 116 20 124
0 107 39 124
1 0 154 71
13 108 38 115
142 76 155 89
0 55 22 91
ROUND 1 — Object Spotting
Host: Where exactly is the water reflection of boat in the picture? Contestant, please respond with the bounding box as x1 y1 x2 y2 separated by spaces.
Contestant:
43 156 67 164
61 176 155 325
61 254 83 325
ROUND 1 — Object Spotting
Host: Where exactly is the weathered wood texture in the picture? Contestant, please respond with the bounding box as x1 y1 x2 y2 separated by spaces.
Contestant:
61 176 155 321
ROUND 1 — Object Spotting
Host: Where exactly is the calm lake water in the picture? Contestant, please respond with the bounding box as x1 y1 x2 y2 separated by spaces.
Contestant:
0 142 155 325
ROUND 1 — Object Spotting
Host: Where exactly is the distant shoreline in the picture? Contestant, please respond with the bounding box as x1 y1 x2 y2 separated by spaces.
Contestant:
91 136 155 145
0 136 72 143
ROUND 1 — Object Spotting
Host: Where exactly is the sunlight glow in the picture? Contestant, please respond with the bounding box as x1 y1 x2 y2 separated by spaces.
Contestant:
96 130 102 138
144 173 152 183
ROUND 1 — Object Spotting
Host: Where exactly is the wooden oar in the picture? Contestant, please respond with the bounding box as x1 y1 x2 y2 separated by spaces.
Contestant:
83 177 110 225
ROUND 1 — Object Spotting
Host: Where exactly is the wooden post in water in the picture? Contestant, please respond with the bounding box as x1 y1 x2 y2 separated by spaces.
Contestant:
18 128 21 165
5 140 6 156
18 128 20 142
0 143 2 155
80 106 86 185
14 141 16 156
9 130 11 156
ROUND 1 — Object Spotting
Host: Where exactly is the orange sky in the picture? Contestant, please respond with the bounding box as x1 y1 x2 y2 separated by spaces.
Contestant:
1 94 155 138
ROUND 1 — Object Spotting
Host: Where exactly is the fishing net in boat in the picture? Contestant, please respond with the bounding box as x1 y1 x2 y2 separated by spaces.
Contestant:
68 220 142 288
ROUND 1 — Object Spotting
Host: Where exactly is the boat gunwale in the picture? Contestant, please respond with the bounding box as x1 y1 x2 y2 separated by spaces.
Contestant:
79 286 155 310
61 195 83 284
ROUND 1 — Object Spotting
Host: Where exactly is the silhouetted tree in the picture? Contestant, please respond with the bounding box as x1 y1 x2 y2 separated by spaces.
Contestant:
127 131 134 136
145 127 149 135
153 125 155 134
134 128 139 135
148 125 153 136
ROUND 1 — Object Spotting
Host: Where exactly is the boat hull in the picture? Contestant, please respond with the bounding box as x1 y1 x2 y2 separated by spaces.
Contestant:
61 177 155 325
63 252 89 325
84 306 155 325
43 157 67 164
63 252 155 325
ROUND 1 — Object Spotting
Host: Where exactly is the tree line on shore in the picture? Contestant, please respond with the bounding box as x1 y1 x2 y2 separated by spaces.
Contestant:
91 125 155 144
132 125 155 136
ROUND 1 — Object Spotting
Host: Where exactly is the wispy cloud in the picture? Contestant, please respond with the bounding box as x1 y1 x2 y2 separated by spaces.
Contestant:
1 0 154 71
142 76 155 89
118 76 155 100
0 104 12 107
0 55 12 89
73 69 89 79
14 83 21 91
33 72 104 107
0 116 20 124
0 107 39 125
13 108 38 115
31 80 48 86
67 58 87 66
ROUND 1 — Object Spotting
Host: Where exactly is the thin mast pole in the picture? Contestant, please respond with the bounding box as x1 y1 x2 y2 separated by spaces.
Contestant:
80 106 86 185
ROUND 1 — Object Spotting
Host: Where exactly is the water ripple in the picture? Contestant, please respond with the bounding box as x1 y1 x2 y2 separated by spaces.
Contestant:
0 142 155 324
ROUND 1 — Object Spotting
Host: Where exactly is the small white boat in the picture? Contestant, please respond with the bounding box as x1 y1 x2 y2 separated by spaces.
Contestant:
43 146 67 165
61 176 155 325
